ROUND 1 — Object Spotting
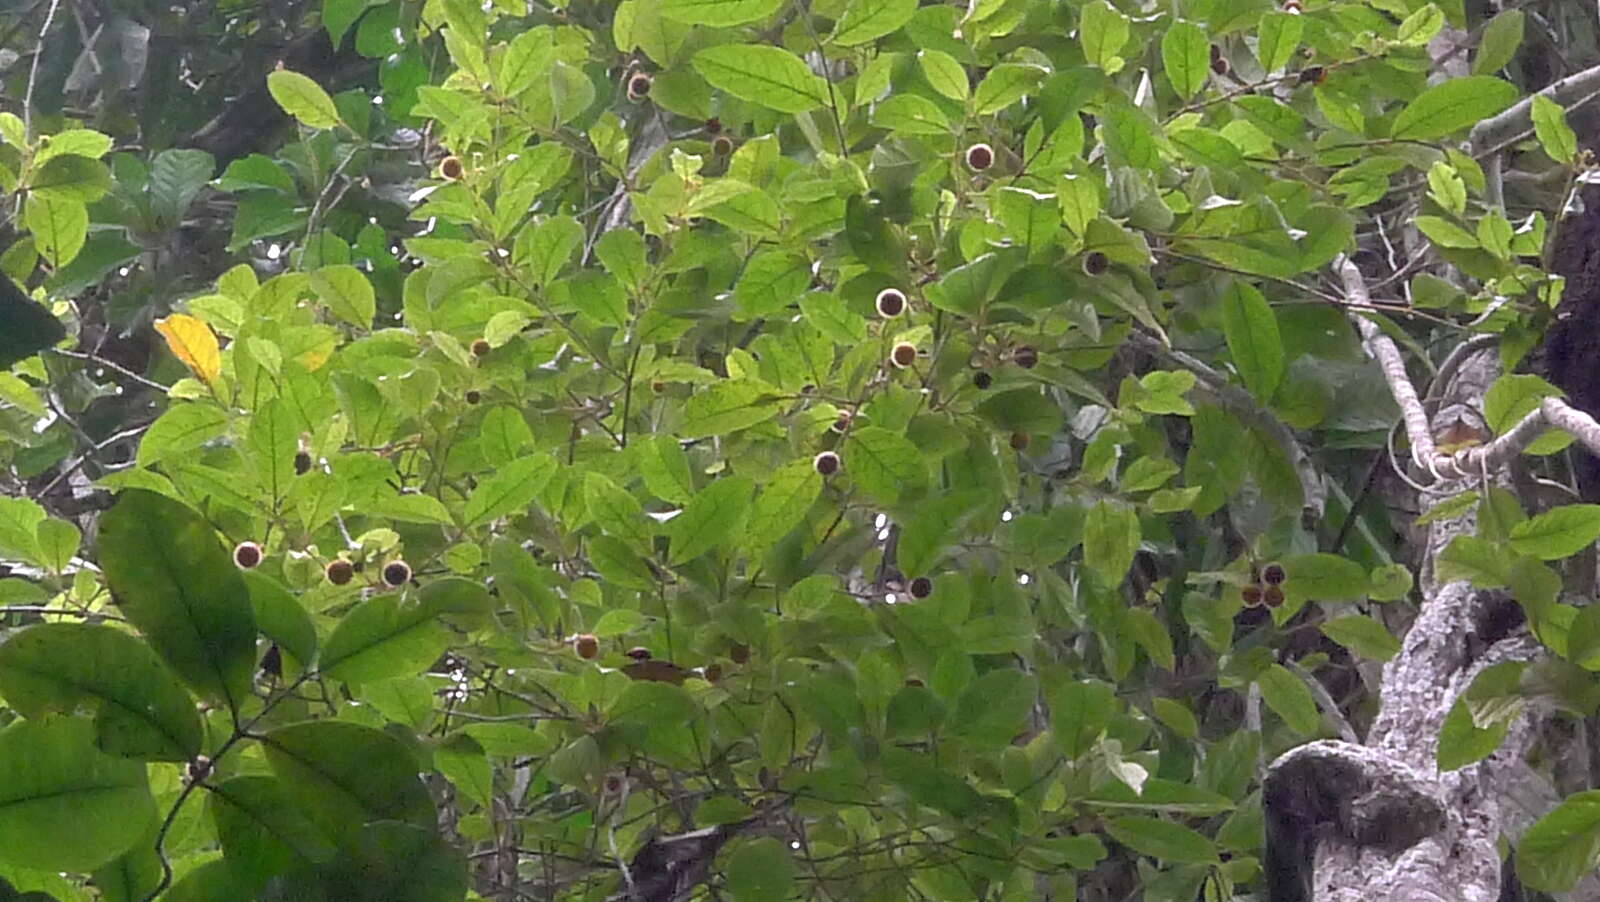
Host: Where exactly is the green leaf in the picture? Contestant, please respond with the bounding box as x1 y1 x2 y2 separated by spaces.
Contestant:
1258 663 1320 735
1395 4 1444 45
0 716 157 872
209 775 337 885
951 669 1036 747
1282 553 1369 602
1517 789 1600 892
0 623 203 761
1161 21 1209 100
1509 504 1600 561
320 592 451 684
24 194 87 267
1105 816 1219 864
1472 8 1523 75
242 571 318 668
1255 11 1302 73
136 403 229 468
679 380 781 438
99 490 258 707
1437 696 1510 771
972 63 1048 115
830 0 917 46
692 46 827 114
1084 501 1139 585
267 70 343 129
1220 282 1284 401
1390 76 1518 140
583 473 654 550
1079 0 1129 72
744 460 821 558
148 149 215 228
1320 615 1401 661
918 50 968 101
661 0 782 27
1414 215 1479 249
725 837 795 901
262 720 435 839
846 426 924 505
1437 535 1512 587
463 454 555 527
669 475 753 565
435 734 493 808
1532 94 1578 164
310 264 376 328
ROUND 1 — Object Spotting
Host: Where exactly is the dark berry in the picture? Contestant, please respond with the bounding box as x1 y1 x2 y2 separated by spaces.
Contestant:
260 643 282 678
905 678 925 687
831 412 852 434
730 643 750 664
890 342 917 368
465 390 481 405
1241 584 1264 607
382 559 412 587
294 450 312 475
233 541 262 570
1211 56 1229 75
1010 432 1030 451
471 338 491 357
326 559 355 586
909 576 933 599
1263 562 1287 585
814 450 841 476
965 143 994 171
875 287 907 318
1012 345 1038 369
627 73 652 100
712 135 734 156
1299 66 1326 86
439 156 464 180
1263 585 1286 607
574 634 599 659
626 646 653 661
973 370 993 390
1083 251 1110 275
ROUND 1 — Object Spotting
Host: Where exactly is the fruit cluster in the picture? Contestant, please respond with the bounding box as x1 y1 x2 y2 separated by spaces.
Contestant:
1241 561 1288 608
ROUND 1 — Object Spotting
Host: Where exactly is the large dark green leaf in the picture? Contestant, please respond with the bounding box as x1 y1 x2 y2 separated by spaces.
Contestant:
1517 790 1600 892
262 721 435 840
1390 76 1517 140
0 622 202 761
0 716 157 872
0 271 65 369
319 592 451 684
210 775 338 886
98 490 257 708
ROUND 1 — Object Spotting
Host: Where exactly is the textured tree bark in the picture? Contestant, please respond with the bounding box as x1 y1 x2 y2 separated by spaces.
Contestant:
1263 340 1548 901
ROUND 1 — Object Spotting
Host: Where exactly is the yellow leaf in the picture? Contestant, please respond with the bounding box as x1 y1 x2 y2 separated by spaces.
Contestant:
155 314 221 387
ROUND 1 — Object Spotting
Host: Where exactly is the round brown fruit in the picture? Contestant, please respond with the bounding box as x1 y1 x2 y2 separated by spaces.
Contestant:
325 559 355 586
1263 585 1286 607
1012 345 1038 369
651 380 666 394
1083 251 1110 276
1010 432 1030 451
965 143 994 172
1211 56 1229 75
830 412 852 434
294 450 312 475
890 341 917 369
875 287 907 318
1210 44 1223 63
465 390 481 405
471 339 491 357
712 134 734 156
909 576 934 599
382 559 412 587
1241 584 1264 607
626 647 653 661
1262 562 1287 585
814 450 841 476
703 663 724 683
574 634 600 660
1299 66 1326 86
973 370 993 390
1282 0 1303 11
627 73 652 100
439 156 464 180
705 117 722 133
234 541 262 570
730 643 750 664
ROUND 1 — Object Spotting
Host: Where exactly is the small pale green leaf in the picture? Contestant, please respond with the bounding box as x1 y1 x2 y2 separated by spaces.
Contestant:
266 70 343 129
1258 663 1321 735
1161 21 1209 100
310 264 376 328
1391 76 1518 140
1220 281 1284 401
1472 9 1524 76
1509 504 1600 561
1320 615 1401 661
1256 12 1302 73
918 50 968 101
1084 501 1139 586
692 46 827 113
831 0 916 46
660 0 782 26
1532 94 1578 164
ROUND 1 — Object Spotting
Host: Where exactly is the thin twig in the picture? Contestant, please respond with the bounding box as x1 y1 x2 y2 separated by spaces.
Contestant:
21 0 63 140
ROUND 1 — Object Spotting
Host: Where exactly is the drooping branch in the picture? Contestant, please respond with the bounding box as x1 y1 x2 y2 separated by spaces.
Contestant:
1469 61 1600 154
